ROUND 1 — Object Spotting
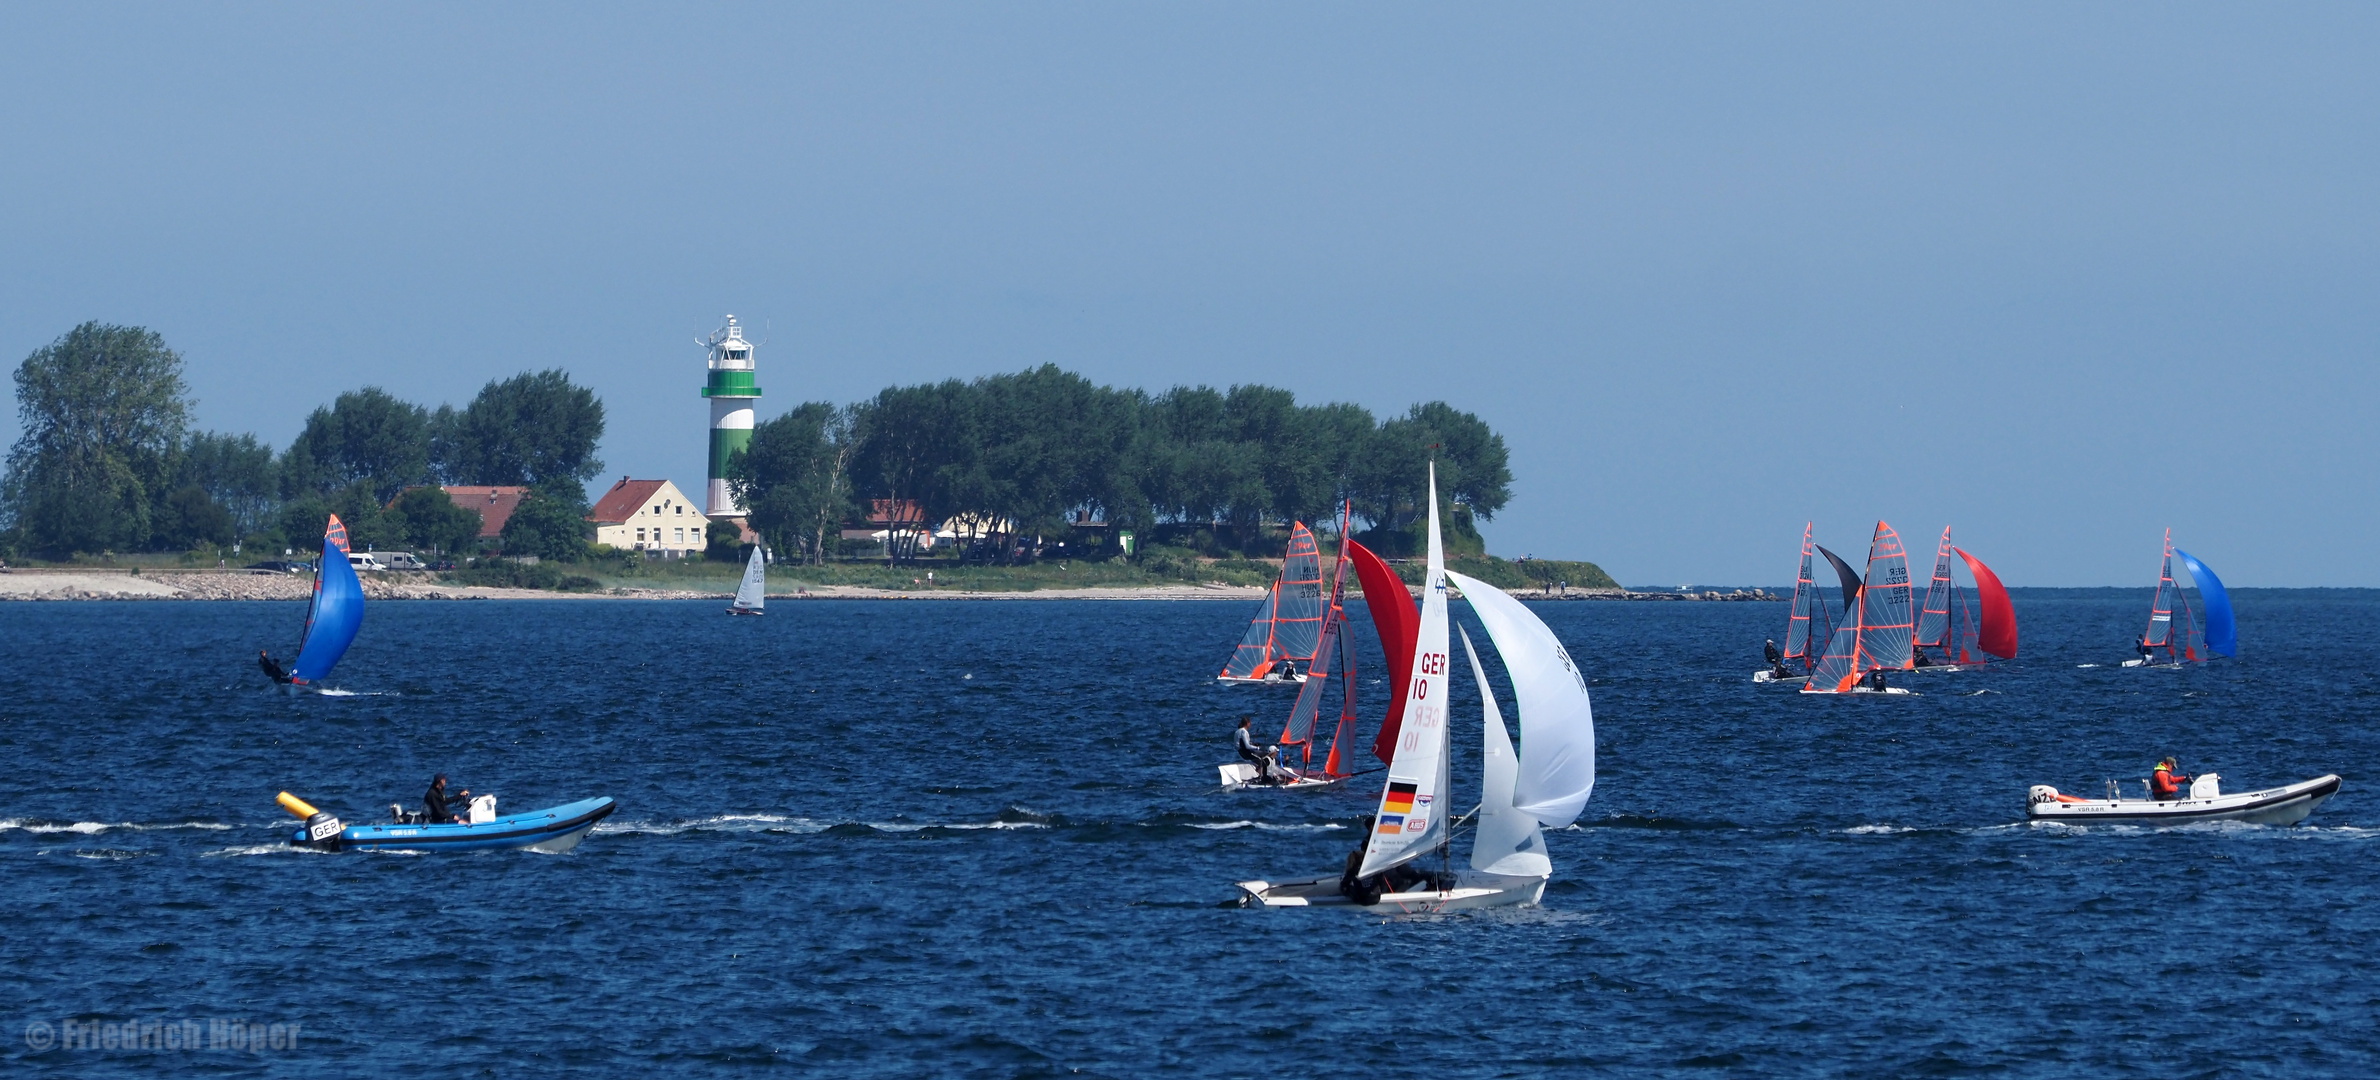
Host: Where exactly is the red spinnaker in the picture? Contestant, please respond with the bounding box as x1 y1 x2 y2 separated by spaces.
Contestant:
1346 539 1417 765
1955 547 2017 660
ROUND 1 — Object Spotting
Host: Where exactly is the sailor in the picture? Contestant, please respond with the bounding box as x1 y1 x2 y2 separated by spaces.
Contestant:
1234 717 1273 783
423 774 473 824
1339 817 1383 905
2137 640 2156 665
2151 758 2191 801
1864 668 1888 692
257 649 292 685
1911 644 1934 668
1763 639 1791 679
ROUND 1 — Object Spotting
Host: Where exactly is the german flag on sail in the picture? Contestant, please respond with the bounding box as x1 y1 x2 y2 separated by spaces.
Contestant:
1382 781 1417 815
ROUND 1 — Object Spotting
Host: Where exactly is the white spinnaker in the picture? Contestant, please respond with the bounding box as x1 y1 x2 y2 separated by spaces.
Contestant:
733 546 767 611
1461 627 1551 877
1444 569 1595 829
1359 465 1453 878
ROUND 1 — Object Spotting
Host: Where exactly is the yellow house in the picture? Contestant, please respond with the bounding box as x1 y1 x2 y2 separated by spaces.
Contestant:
588 477 707 556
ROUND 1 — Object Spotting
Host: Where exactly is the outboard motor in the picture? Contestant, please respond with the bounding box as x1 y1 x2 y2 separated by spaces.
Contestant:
2027 785 2059 805
276 791 344 851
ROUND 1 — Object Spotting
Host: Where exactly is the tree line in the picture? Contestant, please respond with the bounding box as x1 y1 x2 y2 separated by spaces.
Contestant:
1 322 605 560
730 364 1512 564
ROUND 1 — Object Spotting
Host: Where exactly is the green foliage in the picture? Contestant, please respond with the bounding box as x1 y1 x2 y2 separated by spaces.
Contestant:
385 485 485 554
154 484 235 549
499 486 592 562
282 387 432 503
704 518 746 562
2 323 192 557
439 560 601 591
435 369 606 486
728 401 854 565
177 431 280 540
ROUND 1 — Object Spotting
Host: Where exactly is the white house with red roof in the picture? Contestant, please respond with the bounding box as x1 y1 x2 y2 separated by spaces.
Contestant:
588 476 706 556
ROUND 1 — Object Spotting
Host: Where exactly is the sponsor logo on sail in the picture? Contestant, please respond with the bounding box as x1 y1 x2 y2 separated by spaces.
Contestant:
1376 815 1404 834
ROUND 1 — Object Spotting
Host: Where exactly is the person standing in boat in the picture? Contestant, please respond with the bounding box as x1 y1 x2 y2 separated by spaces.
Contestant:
1234 717 1274 784
257 649 292 685
2151 758 2190 801
423 774 473 824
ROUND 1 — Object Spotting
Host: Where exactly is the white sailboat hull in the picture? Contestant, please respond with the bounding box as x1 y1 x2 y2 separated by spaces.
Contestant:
1216 672 1306 686
1751 669 1808 685
1236 870 1548 911
2028 775 2339 826
1216 763 1347 791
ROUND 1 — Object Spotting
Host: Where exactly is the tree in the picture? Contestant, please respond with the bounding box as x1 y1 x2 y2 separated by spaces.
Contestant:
848 380 976 563
154 485 235 550
385 486 485 555
2 322 192 556
178 431 280 541
727 402 854 565
436 369 606 487
283 388 432 503
500 486 592 562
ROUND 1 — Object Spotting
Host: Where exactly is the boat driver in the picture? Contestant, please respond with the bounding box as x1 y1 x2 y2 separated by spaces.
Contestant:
2151 758 2191 801
256 650 292 685
1234 717 1274 783
423 774 473 824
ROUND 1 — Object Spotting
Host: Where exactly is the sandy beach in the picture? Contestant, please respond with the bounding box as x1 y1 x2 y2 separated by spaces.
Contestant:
0 569 1273 603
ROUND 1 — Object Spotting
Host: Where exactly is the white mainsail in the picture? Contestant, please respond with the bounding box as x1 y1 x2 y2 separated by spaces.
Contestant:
732 545 766 612
1461 627 1551 876
1444 569 1596 828
1358 464 1453 878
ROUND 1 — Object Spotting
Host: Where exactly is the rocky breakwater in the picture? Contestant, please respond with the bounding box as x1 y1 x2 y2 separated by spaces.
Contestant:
150 571 468 601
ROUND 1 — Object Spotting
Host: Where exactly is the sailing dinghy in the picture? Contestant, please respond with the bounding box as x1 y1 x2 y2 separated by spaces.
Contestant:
281 515 365 695
1237 465 1594 911
1217 523 1326 685
727 545 766 615
1800 521 1921 696
1755 524 1850 685
1221 511 1365 789
2123 531 2234 667
1910 527 2017 672
2027 773 2337 826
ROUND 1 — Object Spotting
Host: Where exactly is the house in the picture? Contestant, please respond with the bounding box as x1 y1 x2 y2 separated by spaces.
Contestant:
588 477 707 556
437 486 530 539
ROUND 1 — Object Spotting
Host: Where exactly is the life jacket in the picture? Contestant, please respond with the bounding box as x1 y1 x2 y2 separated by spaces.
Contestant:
2151 767 2182 799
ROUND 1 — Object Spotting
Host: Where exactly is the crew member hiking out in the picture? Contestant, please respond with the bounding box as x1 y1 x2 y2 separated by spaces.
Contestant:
257 650 291 685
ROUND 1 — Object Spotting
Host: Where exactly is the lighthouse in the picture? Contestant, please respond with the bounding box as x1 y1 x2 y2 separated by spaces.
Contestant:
699 315 763 517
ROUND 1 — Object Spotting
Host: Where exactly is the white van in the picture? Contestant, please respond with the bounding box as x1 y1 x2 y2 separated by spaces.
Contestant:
349 553 388 572
378 552 426 571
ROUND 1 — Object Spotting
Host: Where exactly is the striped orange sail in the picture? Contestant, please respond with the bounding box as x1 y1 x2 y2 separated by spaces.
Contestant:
1804 521 1914 693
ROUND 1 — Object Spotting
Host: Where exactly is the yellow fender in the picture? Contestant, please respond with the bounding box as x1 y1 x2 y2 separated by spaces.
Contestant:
276 792 320 820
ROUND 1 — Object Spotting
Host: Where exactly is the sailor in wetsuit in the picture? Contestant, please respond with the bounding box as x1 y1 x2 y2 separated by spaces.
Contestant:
1763 639 1792 679
423 774 473 824
2136 641 2156 666
1234 717 1274 784
257 650 292 684
1865 668 1889 692
1340 816 1383 905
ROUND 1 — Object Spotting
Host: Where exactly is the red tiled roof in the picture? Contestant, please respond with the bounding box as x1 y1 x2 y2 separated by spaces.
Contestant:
588 478 669 525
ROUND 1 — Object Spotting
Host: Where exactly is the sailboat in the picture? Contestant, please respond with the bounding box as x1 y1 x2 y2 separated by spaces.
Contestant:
1800 521 1921 696
727 545 766 616
1909 527 2017 671
1237 465 1595 911
1216 522 1326 685
1755 524 1853 685
283 514 365 695
2123 530 2234 667
1222 509 1371 789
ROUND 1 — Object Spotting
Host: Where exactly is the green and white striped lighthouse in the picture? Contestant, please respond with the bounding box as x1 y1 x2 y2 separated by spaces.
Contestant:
699 315 762 517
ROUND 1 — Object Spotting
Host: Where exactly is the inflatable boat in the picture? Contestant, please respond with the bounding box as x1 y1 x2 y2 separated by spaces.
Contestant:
2026 773 2339 826
277 791 616 853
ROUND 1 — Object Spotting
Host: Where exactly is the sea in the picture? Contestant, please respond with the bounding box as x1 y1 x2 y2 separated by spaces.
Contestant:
2 589 2373 1077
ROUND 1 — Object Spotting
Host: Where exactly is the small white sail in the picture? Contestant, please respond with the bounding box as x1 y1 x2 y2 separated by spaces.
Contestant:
1444 569 1595 829
732 545 766 612
1359 464 1453 878
1461 627 1550 877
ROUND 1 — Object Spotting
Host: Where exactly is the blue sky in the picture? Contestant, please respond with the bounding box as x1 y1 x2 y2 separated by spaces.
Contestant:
4 5 2376 585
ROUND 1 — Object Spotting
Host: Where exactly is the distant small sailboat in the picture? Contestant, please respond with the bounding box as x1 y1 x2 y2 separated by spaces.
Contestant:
1237 465 1594 910
728 545 766 616
2123 530 2234 667
1217 522 1326 685
1910 527 2017 671
1756 524 1848 685
1801 521 1921 696
285 514 365 695
1223 509 1366 789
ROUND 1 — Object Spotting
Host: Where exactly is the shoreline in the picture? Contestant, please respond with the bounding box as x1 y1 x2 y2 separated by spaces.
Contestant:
0 570 1777 603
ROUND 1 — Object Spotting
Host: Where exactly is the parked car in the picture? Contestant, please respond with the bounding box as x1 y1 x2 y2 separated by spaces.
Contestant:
378 552 427 571
245 561 310 574
348 553 388 572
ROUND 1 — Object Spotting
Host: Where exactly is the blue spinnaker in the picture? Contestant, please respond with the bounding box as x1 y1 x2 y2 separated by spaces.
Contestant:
291 514 365 685
2173 548 2235 658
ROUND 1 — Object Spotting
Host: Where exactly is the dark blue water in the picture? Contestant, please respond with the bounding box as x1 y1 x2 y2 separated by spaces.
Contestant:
3 591 2375 1077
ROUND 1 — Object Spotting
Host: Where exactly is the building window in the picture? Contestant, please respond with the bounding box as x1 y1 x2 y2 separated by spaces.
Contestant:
674 528 684 543
636 528 646 542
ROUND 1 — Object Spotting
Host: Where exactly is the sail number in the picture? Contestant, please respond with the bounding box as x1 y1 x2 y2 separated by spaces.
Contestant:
1409 652 1446 700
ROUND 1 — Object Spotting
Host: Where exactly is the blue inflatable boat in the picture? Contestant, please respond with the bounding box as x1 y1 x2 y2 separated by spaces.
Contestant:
279 792 616 853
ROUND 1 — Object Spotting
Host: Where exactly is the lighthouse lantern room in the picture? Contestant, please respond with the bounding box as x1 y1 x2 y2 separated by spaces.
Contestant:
698 315 763 518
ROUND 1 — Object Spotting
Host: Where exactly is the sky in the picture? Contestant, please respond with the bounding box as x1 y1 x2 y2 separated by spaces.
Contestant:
3 4 2377 586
